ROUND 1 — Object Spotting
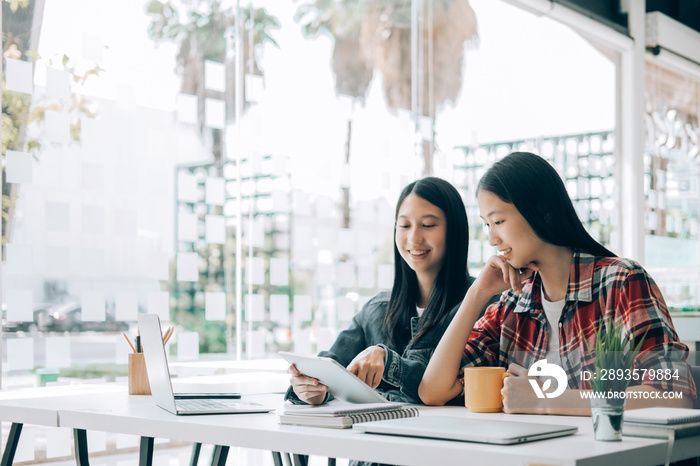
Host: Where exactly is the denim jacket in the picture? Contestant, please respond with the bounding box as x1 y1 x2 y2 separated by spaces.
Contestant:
285 277 477 405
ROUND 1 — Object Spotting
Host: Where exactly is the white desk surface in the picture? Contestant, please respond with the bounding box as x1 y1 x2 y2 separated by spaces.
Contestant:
0 384 122 426
0 381 696 466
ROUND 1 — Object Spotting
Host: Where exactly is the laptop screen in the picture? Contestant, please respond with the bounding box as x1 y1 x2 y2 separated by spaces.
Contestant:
138 314 179 414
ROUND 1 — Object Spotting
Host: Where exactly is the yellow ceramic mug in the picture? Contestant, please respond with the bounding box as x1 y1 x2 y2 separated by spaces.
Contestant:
463 366 510 413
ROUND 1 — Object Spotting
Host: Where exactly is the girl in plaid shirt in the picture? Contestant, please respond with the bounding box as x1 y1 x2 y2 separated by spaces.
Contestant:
420 152 696 415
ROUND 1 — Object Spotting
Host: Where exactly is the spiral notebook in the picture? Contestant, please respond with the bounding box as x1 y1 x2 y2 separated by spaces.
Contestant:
623 407 700 425
279 402 419 429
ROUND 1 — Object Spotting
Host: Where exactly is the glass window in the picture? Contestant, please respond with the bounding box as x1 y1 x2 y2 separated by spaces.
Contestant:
644 60 700 311
2 0 616 390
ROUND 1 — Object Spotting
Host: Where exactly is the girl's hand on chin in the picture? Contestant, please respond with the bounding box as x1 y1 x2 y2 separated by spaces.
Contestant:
477 255 535 296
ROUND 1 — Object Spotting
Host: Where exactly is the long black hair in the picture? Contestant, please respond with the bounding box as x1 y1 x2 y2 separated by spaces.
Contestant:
383 176 470 350
476 152 615 258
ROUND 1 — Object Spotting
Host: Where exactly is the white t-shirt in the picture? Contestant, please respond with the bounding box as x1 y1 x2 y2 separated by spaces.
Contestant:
416 306 425 317
541 284 565 367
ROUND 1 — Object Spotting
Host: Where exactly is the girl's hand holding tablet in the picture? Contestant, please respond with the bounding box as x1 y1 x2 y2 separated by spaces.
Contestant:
288 364 327 405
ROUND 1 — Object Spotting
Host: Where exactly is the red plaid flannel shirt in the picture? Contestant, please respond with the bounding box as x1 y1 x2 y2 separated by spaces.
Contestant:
462 249 697 401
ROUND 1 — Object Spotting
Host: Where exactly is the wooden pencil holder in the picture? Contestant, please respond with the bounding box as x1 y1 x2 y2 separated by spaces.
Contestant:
128 352 151 395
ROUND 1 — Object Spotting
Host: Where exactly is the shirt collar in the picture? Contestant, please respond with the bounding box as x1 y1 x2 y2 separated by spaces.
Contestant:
512 248 595 314
513 273 539 314
566 248 595 303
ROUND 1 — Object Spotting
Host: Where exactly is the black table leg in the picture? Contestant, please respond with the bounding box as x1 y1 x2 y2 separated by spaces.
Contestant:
328 459 336 466
292 454 309 466
211 445 229 466
1 423 23 466
73 429 89 466
272 451 288 466
139 437 154 466
190 443 202 465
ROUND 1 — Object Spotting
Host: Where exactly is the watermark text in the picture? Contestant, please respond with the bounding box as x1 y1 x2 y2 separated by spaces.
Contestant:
580 390 684 400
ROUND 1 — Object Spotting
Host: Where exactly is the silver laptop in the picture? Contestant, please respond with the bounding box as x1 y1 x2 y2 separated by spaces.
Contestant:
353 416 578 445
138 314 273 415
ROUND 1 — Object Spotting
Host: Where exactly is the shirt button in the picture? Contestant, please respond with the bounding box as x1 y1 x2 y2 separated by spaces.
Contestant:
558 322 563 328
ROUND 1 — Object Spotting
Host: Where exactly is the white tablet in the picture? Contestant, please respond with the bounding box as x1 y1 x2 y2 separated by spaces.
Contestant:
279 351 390 404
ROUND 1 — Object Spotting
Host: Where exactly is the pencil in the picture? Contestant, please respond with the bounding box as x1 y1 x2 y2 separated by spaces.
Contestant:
163 327 174 345
122 332 136 353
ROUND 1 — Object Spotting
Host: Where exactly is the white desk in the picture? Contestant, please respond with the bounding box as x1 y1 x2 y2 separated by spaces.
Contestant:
0 375 285 466
0 384 124 466
1 385 699 466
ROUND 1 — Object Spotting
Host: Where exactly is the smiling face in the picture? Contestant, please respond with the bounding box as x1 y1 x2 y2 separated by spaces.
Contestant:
477 190 546 269
395 193 447 286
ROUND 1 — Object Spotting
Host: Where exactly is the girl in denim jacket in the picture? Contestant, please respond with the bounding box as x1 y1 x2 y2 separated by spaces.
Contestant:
286 176 478 406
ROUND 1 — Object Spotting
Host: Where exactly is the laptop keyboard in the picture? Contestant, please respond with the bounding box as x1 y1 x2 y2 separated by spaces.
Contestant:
176 399 243 411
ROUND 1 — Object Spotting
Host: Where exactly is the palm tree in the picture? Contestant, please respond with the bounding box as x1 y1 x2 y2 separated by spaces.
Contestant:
369 0 478 174
295 0 372 229
146 0 280 164
296 0 478 228
146 2 281 355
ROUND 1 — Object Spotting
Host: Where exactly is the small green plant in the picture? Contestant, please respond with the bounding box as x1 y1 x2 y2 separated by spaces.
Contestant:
586 319 648 394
